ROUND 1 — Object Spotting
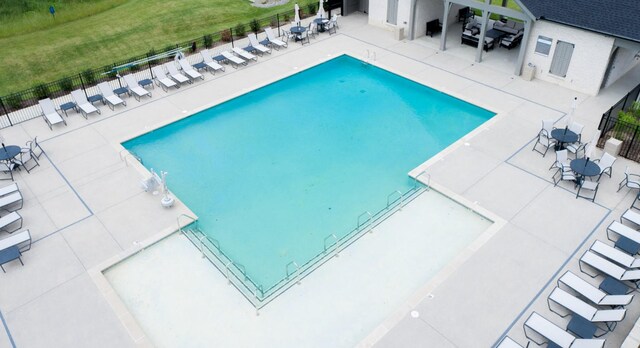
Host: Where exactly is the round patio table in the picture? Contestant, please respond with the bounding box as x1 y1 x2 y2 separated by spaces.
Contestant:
0 146 20 162
314 18 330 32
551 128 578 150
290 26 306 35
571 158 600 184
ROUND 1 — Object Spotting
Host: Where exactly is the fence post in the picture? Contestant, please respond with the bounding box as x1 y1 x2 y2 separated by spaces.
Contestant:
146 53 154 78
626 124 639 158
0 97 13 127
277 14 280 37
79 73 87 98
230 28 234 48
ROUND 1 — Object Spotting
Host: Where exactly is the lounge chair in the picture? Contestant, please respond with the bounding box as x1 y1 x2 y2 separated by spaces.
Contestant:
247 33 272 55
177 59 204 81
579 250 640 287
548 287 625 331
0 229 31 253
0 211 22 233
558 270 633 306
495 336 525 348
70 90 101 118
606 220 640 255
164 62 191 85
621 209 640 228
122 75 152 101
199 49 225 74
264 27 288 49
232 47 257 62
37 99 67 130
523 312 605 348
0 183 18 197
590 240 640 268
0 191 23 212
221 51 247 68
97 82 126 110
151 66 179 92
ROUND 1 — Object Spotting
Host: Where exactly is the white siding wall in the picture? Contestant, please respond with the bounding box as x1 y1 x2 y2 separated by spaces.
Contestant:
524 20 614 95
368 0 412 34
603 47 640 88
413 0 444 38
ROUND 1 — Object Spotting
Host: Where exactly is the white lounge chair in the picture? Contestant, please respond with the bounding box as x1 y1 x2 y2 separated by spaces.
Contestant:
177 59 204 81
122 75 152 101
580 250 640 287
548 287 625 331
164 62 190 85
264 27 288 49
151 66 179 92
232 47 257 62
0 183 19 197
0 229 31 253
0 191 23 212
70 90 101 118
590 240 640 268
495 336 525 348
621 209 640 228
558 270 633 306
523 312 605 348
0 211 22 233
199 49 225 74
247 33 271 55
37 98 67 130
221 51 247 68
607 220 640 255
97 82 126 110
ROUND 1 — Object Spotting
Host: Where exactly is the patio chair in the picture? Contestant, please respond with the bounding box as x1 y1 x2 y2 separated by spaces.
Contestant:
326 18 337 35
553 163 577 187
532 120 556 157
593 153 616 181
569 122 585 141
164 62 191 85
199 49 226 74
576 180 598 202
618 166 640 192
550 149 570 170
151 66 179 92
24 137 44 160
298 30 311 45
523 312 605 348
70 90 101 118
247 33 272 55
566 142 587 159
37 98 67 130
0 191 23 211
0 162 16 181
579 250 640 288
221 51 247 68
622 209 640 228
590 240 640 268
13 150 39 173
606 221 640 255
558 270 633 307
177 59 204 81
308 22 317 39
232 47 258 62
548 286 626 332
97 82 126 110
122 75 152 101
264 27 288 49
495 336 525 348
0 211 22 234
0 183 19 197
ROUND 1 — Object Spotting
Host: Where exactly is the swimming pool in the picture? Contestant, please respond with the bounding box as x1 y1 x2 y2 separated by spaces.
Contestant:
123 55 494 303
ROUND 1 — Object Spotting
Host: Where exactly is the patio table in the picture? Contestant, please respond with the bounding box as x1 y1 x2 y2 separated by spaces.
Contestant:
0 146 20 162
113 86 130 97
314 18 329 32
551 128 579 150
59 101 78 116
570 158 600 184
290 26 306 39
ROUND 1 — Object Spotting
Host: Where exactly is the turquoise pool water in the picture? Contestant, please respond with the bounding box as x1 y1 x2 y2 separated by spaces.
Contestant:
123 55 494 292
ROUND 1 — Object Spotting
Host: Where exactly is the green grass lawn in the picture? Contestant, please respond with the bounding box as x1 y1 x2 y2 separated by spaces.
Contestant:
0 0 315 96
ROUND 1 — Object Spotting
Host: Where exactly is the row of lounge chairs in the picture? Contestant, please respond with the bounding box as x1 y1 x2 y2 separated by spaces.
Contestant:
498 208 640 347
0 183 31 272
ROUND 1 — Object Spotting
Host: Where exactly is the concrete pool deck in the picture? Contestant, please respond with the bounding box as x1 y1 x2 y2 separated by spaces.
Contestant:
1 12 640 347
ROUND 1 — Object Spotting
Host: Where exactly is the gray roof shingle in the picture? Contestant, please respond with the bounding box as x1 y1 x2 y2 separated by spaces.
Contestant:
519 0 640 43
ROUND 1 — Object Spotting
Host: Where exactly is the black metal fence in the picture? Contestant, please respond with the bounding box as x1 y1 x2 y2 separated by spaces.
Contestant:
597 82 640 161
0 5 338 128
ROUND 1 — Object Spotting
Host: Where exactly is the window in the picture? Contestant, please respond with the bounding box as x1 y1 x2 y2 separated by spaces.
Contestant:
535 36 553 56
549 41 575 77
386 0 398 25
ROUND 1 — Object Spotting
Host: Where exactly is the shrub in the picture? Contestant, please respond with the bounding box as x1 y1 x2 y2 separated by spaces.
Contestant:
249 19 260 34
234 23 246 37
81 69 96 85
283 14 290 22
5 94 23 111
58 77 74 92
270 18 278 28
307 4 316 14
33 83 50 99
204 34 213 48
221 29 232 42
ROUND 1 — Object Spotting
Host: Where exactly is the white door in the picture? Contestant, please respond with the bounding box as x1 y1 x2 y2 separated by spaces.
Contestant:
386 0 398 25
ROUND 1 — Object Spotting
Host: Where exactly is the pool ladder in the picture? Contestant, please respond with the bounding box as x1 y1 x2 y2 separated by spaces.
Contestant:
364 49 376 65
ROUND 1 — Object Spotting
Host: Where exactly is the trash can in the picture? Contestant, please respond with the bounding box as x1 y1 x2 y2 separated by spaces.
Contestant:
522 63 536 81
394 26 405 41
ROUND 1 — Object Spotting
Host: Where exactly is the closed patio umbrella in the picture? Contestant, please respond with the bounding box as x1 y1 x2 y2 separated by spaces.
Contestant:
294 3 301 26
317 0 325 18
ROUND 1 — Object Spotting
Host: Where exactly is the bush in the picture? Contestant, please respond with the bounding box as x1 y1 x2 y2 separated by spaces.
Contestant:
204 34 213 48
81 69 96 85
33 83 50 99
234 23 246 37
284 14 290 22
58 77 74 92
5 94 23 111
307 4 316 14
221 29 232 42
249 19 260 34
270 18 278 28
